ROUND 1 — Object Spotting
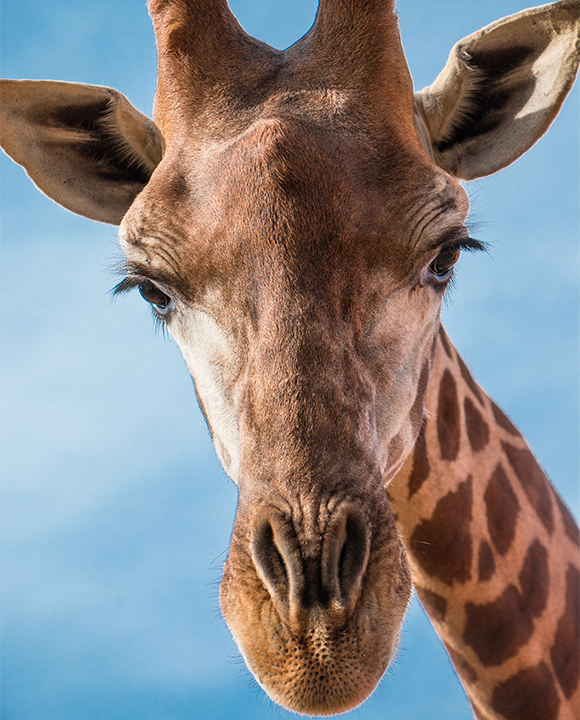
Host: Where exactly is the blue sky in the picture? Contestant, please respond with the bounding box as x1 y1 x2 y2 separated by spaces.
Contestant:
1 1 578 719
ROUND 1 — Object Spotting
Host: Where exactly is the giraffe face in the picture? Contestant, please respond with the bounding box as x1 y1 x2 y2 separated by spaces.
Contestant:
2 0 579 714
119 112 470 714
120 117 471 483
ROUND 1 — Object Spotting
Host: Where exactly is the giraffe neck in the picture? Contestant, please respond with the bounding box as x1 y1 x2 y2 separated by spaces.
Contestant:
388 327 580 720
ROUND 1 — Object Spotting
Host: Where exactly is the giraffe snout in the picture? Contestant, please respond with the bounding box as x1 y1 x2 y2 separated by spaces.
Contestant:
220 486 411 715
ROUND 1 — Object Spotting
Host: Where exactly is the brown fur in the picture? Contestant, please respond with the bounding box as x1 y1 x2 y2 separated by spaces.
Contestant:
388 334 580 719
1 1 579 716
118 7 469 711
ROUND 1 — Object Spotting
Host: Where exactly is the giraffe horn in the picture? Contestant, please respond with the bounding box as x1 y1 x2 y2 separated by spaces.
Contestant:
149 0 246 60
310 0 397 36
294 0 416 128
148 0 259 117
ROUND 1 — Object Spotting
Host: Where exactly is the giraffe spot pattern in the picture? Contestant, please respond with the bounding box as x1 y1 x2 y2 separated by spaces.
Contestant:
478 540 496 582
464 396 490 452
463 540 549 666
409 360 430 435
439 326 453 359
501 442 554 534
457 353 485 407
550 564 580 699
444 643 478 685
410 476 472 585
554 492 580 547
518 539 549 619
416 585 447 622
408 424 430 499
437 369 460 462
491 401 520 437
463 585 534 666
484 463 520 556
491 661 560 720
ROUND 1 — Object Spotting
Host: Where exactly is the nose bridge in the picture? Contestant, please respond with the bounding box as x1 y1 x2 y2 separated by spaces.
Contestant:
238 299 378 484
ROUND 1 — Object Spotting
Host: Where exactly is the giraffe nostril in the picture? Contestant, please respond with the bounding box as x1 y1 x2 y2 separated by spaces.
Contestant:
336 511 369 603
250 512 302 619
322 505 370 611
252 518 290 598
250 504 370 624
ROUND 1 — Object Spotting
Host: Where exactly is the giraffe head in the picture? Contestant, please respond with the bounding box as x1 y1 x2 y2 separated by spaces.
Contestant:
1 0 578 714
120 2 474 709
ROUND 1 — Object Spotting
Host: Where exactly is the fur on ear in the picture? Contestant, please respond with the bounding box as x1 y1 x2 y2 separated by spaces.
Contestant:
0 80 163 224
415 0 580 180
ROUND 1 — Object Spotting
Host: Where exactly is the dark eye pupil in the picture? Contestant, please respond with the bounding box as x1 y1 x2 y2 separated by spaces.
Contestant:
138 281 170 308
430 248 460 277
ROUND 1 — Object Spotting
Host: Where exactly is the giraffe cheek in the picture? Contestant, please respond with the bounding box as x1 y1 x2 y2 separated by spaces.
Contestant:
169 308 242 481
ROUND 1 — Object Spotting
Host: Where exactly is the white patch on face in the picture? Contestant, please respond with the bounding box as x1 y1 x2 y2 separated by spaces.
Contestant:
168 307 241 483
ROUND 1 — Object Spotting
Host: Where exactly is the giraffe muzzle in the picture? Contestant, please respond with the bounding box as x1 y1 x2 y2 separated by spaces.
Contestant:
220 486 412 715
250 503 371 631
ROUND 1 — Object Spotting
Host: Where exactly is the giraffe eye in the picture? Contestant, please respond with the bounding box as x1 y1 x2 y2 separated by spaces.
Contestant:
138 280 171 309
429 247 460 278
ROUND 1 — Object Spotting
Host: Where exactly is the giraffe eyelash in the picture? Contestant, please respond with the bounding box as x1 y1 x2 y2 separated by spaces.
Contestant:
110 266 174 333
436 235 487 256
110 274 145 298
110 259 161 298
456 236 487 253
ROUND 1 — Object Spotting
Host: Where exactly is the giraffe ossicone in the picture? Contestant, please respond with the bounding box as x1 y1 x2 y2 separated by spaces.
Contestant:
1 1 578 717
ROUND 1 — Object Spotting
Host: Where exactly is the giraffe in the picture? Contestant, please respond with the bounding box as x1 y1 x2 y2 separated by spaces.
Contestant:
1 1 579 719
387 327 580 719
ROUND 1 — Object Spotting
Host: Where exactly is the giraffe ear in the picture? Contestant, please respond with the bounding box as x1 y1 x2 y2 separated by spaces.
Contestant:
0 80 163 225
414 1 580 180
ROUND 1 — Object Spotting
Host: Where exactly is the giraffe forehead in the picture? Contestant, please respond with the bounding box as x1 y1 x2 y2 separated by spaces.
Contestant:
121 115 468 295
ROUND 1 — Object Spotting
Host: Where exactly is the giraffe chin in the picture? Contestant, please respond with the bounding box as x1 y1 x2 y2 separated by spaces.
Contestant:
237 622 395 717
220 496 412 715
